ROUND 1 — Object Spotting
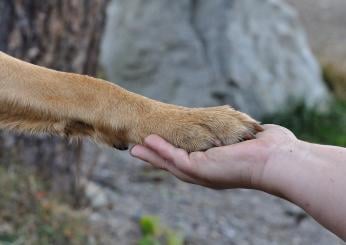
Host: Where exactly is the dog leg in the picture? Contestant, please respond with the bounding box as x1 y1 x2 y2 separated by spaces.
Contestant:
0 52 261 152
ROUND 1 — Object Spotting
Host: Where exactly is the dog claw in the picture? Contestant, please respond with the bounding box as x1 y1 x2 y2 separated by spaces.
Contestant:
113 144 129 151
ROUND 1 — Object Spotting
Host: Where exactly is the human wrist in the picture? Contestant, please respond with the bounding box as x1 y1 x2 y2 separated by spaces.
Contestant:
257 138 309 199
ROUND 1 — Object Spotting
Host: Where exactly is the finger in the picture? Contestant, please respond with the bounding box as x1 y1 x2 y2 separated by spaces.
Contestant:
131 145 199 184
131 144 167 169
261 124 278 130
205 139 254 158
256 124 294 140
255 124 275 138
132 144 229 189
143 135 191 167
143 135 218 178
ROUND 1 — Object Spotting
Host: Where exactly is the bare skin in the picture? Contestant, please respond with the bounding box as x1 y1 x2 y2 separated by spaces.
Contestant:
131 124 346 240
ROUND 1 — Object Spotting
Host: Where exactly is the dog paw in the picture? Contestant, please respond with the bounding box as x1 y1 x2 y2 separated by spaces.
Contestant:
137 105 262 152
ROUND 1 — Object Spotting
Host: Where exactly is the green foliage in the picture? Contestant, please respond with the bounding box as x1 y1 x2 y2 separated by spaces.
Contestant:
0 164 90 245
138 215 184 245
139 235 160 245
166 231 184 245
140 215 161 236
263 100 346 147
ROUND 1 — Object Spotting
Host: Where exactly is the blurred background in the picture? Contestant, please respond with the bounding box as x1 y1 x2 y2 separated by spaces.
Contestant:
0 0 345 244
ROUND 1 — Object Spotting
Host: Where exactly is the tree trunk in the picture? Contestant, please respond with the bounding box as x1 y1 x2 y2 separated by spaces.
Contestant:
0 0 109 204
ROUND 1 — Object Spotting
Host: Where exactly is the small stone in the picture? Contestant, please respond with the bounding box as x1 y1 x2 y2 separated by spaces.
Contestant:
85 181 109 209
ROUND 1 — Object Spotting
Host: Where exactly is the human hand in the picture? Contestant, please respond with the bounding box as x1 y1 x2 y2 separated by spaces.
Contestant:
130 124 298 190
131 124 346 240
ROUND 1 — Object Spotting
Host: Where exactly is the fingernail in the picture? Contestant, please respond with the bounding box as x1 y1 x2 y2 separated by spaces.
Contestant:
130 145 139 157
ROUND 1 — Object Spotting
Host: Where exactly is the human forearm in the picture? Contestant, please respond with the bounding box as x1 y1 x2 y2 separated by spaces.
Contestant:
264 140 346 240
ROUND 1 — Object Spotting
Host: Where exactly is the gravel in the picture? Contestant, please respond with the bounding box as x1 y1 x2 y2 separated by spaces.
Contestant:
82 145 344 244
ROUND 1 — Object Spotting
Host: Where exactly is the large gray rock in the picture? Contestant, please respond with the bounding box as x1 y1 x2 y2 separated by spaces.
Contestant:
101 0 330 118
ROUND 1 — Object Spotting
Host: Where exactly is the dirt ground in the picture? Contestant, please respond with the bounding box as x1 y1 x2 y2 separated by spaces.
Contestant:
287 0 346 67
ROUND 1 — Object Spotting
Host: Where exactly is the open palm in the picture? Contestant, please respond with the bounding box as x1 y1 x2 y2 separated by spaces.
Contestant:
130 124 297 189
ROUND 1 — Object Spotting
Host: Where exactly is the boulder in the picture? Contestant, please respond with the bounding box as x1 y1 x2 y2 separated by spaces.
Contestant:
101 0 330 118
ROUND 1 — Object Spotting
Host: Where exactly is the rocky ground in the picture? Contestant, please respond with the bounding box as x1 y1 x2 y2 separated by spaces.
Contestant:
83 1 346 244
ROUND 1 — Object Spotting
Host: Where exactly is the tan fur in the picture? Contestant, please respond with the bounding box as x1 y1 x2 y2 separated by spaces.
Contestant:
0 52 262 152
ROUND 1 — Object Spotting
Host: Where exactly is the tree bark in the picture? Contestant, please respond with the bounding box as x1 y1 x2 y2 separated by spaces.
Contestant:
0 0 109 204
